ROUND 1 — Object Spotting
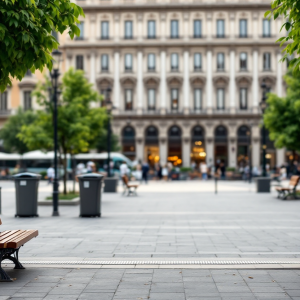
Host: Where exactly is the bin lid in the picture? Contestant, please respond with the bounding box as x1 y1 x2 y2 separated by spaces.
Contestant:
77 173 104 179
13 172 42 179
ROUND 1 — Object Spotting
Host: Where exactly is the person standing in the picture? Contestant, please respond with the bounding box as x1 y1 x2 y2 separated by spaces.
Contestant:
47 165 55 184
162 164 168 181
141 161 150 184
120 161 129 177
220 162 226 180
200 162 208 180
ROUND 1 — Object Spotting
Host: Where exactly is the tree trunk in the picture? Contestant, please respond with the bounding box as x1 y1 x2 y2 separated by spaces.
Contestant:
63 150 67 195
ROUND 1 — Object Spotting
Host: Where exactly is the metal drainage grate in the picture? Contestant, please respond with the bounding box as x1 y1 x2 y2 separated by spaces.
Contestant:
3 260 299 265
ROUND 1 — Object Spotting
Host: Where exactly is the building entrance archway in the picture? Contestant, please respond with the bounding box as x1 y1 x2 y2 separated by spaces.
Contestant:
191 126 206 167
144 126 159 168
237 125 250 168
122 126 135 160
168 126 182 166
214 125 228 166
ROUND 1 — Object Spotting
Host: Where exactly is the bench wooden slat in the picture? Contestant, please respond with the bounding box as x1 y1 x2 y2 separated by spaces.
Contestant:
0 230 21 239
0 230 24 248
7 230 38 248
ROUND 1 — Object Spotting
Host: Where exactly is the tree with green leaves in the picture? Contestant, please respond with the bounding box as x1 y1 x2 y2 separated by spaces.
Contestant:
19 68 108 194
264 69 300 153
0 0 84 92
265 0 300 74
96 129 120 153
0 107 37 154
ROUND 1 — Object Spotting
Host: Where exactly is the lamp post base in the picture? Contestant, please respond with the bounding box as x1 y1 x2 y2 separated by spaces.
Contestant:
52 211 60 216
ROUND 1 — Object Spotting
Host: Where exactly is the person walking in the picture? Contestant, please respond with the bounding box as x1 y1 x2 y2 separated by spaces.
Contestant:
47 165 55 184
200 162 208 180
162 164 168 181
141 161 150 184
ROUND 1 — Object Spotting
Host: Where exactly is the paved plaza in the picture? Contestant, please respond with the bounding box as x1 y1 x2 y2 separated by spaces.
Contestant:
1 180 300 299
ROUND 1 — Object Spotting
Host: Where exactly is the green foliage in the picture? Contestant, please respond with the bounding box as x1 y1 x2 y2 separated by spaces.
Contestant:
264 69 300 152
226 167 236 172
180 167 192 172
96 129 120 152
0 0 84 92
0 107 37 154
265 0 300 74
19 68 108 193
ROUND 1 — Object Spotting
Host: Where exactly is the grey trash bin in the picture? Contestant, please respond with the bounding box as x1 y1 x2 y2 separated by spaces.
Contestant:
256 177 271 193
78 173 104 217
14 172 41 217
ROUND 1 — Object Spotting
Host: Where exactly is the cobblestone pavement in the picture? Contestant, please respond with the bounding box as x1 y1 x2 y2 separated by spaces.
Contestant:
1 267 300 300
1 180 300 299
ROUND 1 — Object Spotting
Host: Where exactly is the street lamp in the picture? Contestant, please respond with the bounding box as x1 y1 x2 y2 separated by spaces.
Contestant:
246 121 252 183
260 80 268 177
105 86 113 177
50 49 62 216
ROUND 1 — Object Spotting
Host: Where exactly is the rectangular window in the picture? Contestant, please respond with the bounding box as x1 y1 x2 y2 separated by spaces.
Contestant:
125 21 133 39
101 21 109 39
148 54 156 71
194 20 202 38
0 92 7 111
216 88 225 110
52 30 59 42
125 89 133 110
263 53 271 70
239 88 247 110
148 20 156 39
216 19 225 37
240 52 247 70
239 19 247 37
125 54 133 71
194 53 202 71
101 54 109 71
286 54 294 68
25 69 32 77
76 55 84 70
171 20 179 38
171 88 179 110
148 89 156 110
194 89 202 110
263 19 271 37
76 22 84 40
217 53 225 70
24 91 32 110
171 53 179 71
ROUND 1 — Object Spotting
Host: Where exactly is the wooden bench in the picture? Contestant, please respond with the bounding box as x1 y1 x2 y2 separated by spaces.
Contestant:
0 218 38 282
122 175 139 196
275 175 300 200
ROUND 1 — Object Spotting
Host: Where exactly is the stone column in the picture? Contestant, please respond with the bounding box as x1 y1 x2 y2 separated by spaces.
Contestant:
205 137 214 166
90 51 96 88
135 137 144 162
252 12 258 40
183 50 189 114
183 12 189 41
206 49 213 114
182 137 191 167
160 50 167 114
229 49 236 113
206 13 212 40
89 14 96 42
160 13 166 41
114 51 120 110
252 126 261 169
252 49 259 113
159 137 167 165
276 149 285 167
228 137 237 168
114 13 120 42
137 50 143 115
229 12 235 39
137 13 143 42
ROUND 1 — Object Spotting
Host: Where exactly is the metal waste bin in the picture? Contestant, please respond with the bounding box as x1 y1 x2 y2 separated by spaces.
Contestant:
78 173 104 217
14 172 41 217
256 177 271 193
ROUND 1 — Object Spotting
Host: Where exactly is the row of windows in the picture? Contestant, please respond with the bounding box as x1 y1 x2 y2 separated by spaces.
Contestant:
0 92 32 111
76 19 272 40
118 87 251 111
75 52 273 72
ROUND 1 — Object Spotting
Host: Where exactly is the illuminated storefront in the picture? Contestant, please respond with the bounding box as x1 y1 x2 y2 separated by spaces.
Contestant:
237 125 250 167
214 125 228 166
190 126 206 166
168 126 182 166
122 126 135 160
144 126 159 167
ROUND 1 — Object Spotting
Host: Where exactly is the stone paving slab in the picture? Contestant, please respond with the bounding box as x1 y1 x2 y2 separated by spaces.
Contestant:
1 267 300 300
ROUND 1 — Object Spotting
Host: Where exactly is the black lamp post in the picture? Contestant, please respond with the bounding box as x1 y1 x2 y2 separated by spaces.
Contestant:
50 49 62 216
260 81 268 177
105 86 112 177
246 122 252 183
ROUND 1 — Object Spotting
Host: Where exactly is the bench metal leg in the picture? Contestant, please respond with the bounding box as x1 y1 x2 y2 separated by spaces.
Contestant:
0 248 25 282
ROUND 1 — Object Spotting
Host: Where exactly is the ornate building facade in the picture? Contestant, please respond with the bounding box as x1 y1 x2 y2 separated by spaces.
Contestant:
1 0 290 169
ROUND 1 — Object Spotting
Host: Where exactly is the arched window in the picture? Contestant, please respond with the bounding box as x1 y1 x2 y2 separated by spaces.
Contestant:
215 126 227 143
237 125 250 143
168 126 181 137
192 126 204 139
122 126 135 138
145 126 159 145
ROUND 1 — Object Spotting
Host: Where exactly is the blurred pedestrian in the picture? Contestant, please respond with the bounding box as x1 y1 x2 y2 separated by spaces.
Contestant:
120 161 129 177
76 161 85 175
87 161 94 173
141 161 150 184
162 164 168 181
220 162 226 180
200 162 208 180
167 162 173 181
47 165 54 184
